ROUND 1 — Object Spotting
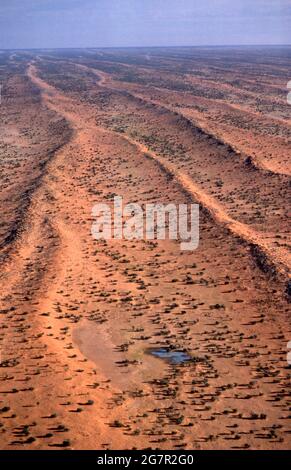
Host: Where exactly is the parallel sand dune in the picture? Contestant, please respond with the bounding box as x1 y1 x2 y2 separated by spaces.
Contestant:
0 48 290 450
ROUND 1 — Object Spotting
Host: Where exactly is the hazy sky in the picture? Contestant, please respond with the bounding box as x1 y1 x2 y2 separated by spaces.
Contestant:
0 0 290 49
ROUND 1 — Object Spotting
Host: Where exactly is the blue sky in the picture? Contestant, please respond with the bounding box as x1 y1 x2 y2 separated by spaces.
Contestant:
0 0 290 49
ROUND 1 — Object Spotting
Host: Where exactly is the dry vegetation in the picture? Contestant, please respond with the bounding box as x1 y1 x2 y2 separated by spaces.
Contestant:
0 47 290 450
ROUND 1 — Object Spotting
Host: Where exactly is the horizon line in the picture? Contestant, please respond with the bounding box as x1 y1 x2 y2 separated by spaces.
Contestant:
1 43 291 52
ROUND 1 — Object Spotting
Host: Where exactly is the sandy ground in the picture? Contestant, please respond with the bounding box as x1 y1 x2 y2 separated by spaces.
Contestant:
0 48 290 450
